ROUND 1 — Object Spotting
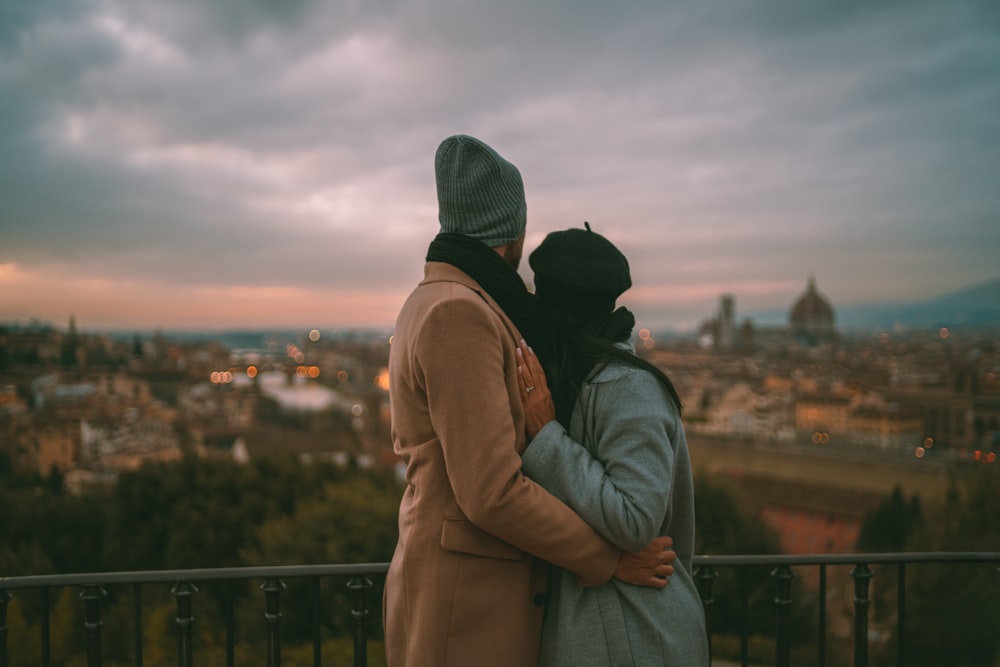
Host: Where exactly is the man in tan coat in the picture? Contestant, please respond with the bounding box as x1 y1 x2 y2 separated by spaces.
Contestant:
383 135 674 666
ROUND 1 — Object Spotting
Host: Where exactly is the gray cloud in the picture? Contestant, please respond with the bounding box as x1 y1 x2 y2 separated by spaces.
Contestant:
1 0 998 328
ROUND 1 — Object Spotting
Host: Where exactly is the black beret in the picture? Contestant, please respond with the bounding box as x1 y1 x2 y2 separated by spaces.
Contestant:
529 222 632 313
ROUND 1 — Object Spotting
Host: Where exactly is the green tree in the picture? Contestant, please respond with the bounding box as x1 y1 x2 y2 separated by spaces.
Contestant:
99 454 339 571
893 466 1000 667
241 472 402 642
693 472 815 664
1 456 403 662
857 485 922 552
853 485 925 666
0 487 105 575
46 464 65 495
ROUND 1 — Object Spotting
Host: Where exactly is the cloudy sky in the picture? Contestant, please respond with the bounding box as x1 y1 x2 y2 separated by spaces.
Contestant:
1 0 998 333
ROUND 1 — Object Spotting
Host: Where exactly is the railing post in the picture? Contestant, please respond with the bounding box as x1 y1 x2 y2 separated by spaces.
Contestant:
694 565 717 635
261 578 286 667
896 563 905 667
171 581 197 667
347 576 373 667
771 565 794 667
312 577 322 667
739 565 749 666
851 563 873 667
694 565 717 664
225 580 235 667
818 564 827 667
133 583 143 667
41 587 51 667
0 589 12 667
80 584 108 667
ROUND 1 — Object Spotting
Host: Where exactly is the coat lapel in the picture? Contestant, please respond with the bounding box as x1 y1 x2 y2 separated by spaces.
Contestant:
422 261 523 341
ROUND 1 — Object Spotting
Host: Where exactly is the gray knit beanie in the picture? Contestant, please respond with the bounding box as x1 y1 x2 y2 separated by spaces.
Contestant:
435 134 527 247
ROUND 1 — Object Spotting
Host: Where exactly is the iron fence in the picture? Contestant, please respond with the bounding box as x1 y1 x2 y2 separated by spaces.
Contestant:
2 552 998 667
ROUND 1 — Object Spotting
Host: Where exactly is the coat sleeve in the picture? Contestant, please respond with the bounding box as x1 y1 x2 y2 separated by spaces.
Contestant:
417 294 619 585
521 368 677 552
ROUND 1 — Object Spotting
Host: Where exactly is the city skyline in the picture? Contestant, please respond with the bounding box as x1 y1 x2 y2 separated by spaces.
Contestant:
2 1 998 332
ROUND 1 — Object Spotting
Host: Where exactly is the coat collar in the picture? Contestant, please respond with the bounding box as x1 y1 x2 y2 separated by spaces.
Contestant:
421 261 482 291
421 261 523 341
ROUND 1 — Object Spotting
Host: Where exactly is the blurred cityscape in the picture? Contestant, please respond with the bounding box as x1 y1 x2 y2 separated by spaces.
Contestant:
2 277 998 558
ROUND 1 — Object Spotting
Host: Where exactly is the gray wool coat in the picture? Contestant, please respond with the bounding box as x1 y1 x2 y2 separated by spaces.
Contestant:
521 345 711 667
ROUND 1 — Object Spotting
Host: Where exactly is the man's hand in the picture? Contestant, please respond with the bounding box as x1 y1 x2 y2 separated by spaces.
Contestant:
613 536 676 589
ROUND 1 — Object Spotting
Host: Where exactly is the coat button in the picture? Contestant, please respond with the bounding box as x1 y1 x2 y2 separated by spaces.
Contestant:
533 593 547 607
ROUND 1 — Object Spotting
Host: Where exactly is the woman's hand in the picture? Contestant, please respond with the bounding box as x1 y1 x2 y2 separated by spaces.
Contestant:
516 339 557 439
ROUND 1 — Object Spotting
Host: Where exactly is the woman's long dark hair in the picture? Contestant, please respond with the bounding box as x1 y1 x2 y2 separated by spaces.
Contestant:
528 304 683 429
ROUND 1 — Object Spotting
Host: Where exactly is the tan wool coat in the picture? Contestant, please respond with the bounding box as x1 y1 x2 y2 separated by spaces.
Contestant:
383 262 620 667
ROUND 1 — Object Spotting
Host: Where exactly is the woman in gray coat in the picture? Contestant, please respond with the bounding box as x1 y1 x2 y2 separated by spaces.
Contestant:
517 224 710 666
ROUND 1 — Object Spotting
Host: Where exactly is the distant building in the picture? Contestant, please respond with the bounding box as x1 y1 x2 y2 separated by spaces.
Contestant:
796 389 924 450
789 277 837 346
700 294 753 352
885 365 1000 452
848 399 924 450
699 277 840 350
795 391 853 440
698 277 839 352
32 423 79 475
717 294 736 350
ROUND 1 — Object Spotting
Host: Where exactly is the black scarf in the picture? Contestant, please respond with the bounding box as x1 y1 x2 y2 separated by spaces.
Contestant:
426 233 535 334
587 306 636 345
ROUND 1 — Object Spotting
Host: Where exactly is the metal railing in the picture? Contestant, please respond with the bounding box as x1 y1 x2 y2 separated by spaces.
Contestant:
692 551 1000 667
2 552 998 667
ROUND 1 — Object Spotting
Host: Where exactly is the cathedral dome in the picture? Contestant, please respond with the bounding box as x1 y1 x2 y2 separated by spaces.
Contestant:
789 278 836 344
790 278 834 325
